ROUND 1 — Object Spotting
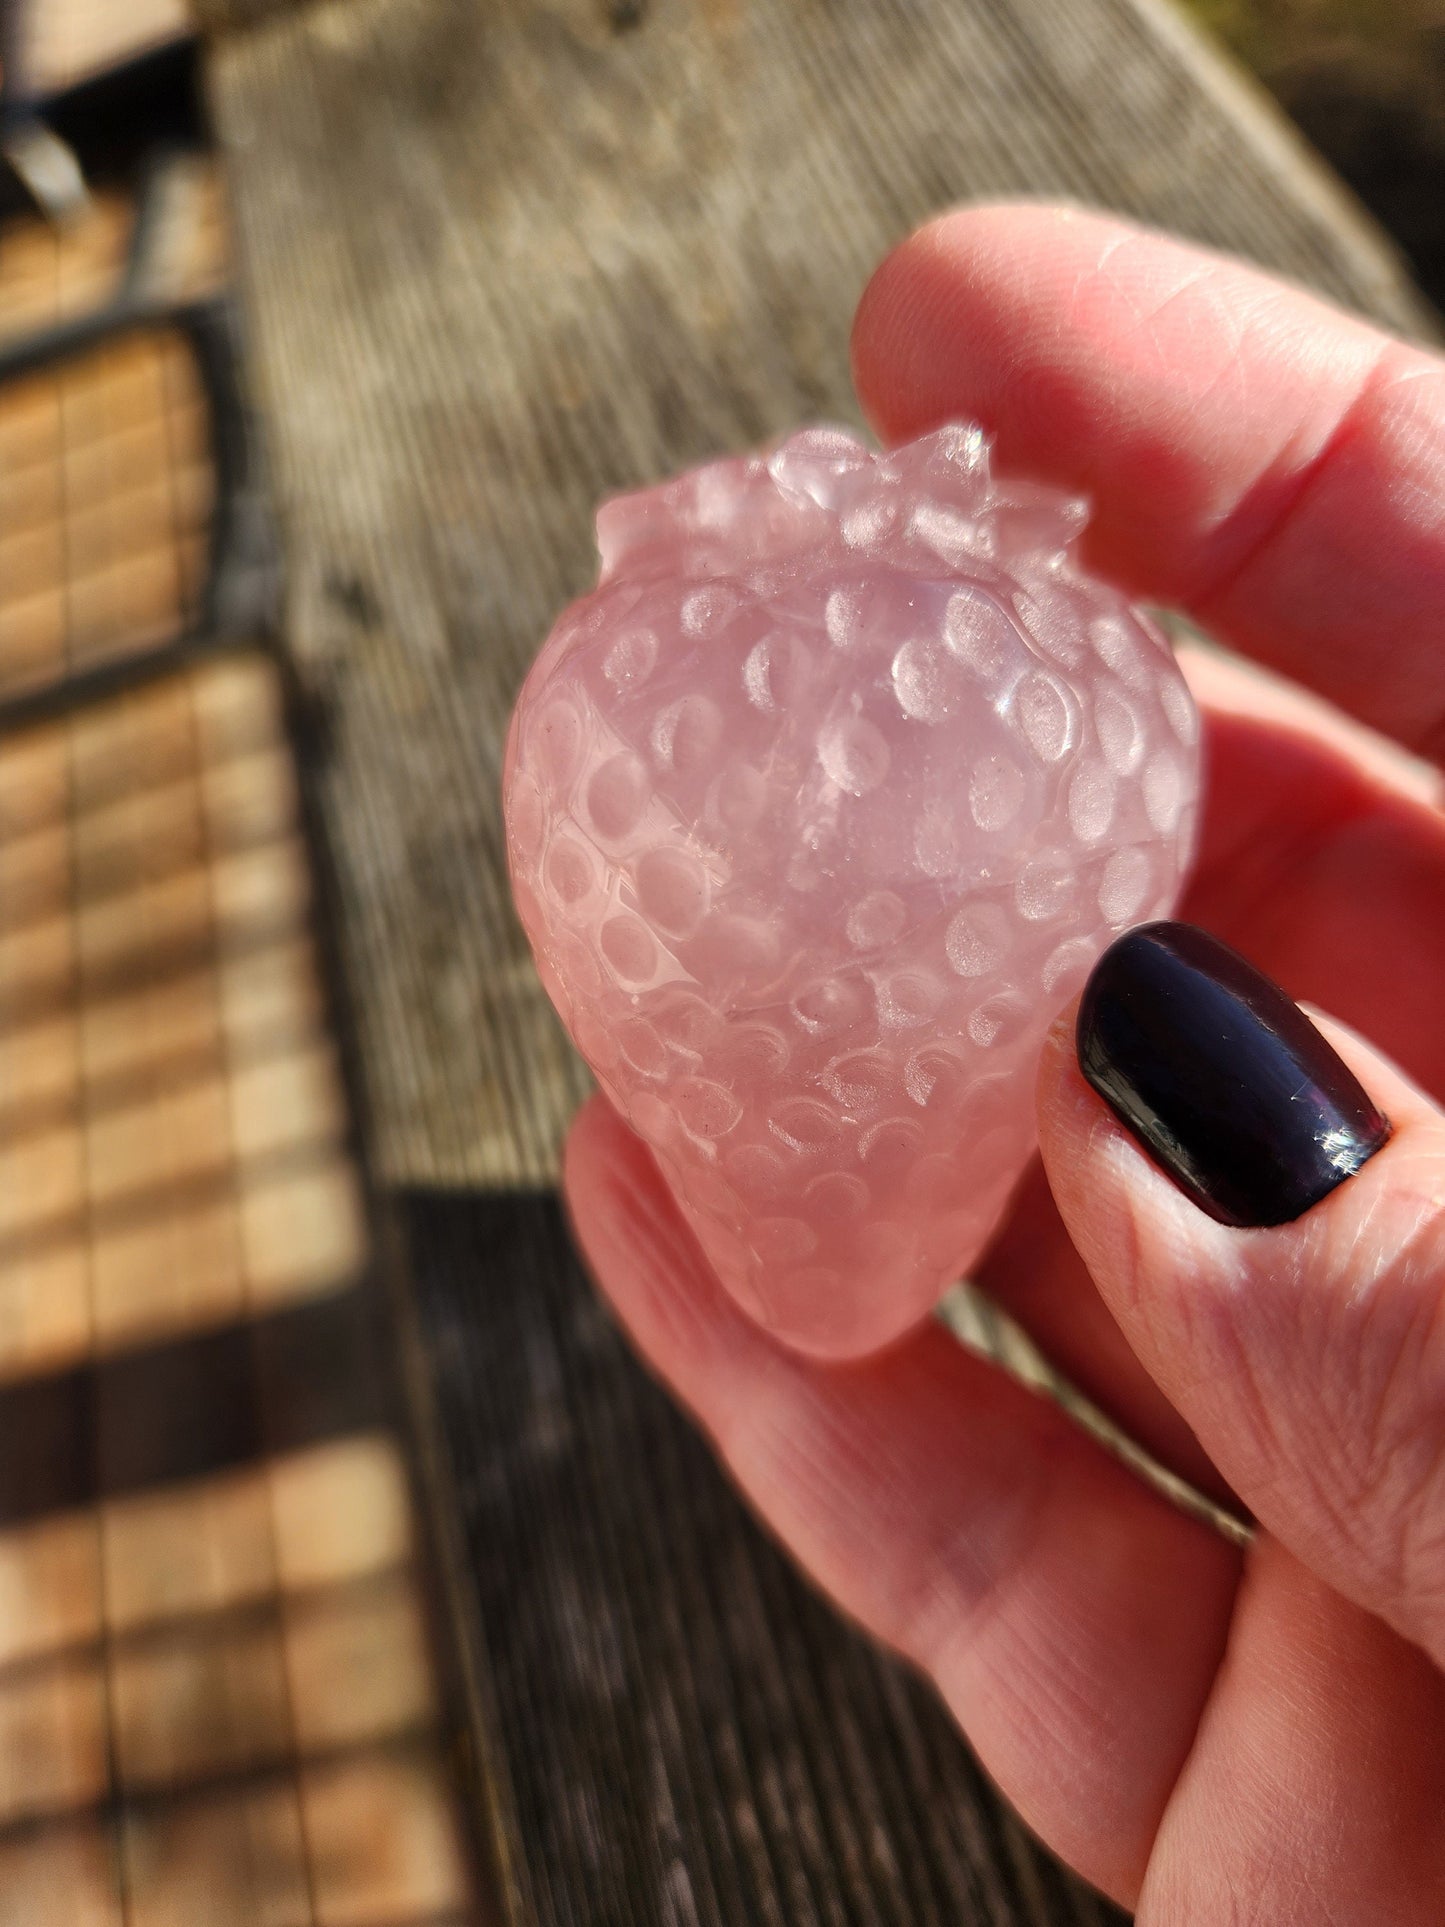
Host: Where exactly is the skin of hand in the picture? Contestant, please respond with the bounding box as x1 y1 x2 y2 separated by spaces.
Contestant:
561 205 1445 1919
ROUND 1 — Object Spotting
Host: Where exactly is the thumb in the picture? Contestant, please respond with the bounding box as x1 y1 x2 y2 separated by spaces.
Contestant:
1038 921 1445 1665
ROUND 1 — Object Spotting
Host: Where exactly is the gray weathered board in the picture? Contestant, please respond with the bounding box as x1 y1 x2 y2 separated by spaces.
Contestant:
203 3 1432 1922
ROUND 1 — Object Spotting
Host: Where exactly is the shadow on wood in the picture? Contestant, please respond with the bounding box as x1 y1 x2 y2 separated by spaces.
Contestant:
404 1186 1127 1927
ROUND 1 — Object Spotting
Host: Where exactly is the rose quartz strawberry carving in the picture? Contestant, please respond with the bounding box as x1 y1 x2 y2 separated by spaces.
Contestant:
504 424 1199 1354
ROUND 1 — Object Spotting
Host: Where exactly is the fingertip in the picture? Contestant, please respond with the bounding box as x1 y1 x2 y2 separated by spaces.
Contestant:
1298 1007 1439 1134
562 1094 764 1399
561 1088 626 1183
852 200 1157 442
849 200 1429 730
561 1087 611 1169
561 1091 643 1239
1035 994 1177 1331
1037 941 1440 1268
1039 941 1445 1660
1038 991 1082 1078
1288 1012 1445 1255
1036 991 1108 1155
848 212 920 434
853 200 1074 439
560 1094 686 1308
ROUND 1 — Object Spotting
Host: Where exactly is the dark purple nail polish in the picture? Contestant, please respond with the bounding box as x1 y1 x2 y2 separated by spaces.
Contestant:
1077 922 1391 1228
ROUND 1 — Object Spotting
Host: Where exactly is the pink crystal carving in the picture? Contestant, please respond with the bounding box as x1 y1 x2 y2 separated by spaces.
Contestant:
504 425 1199 1354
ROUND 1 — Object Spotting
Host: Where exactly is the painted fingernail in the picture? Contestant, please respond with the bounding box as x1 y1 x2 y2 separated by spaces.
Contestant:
1077 921 1391 1227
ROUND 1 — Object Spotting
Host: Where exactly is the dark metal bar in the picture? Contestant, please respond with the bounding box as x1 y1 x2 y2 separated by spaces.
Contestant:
0 627 240 738
0 294 264 736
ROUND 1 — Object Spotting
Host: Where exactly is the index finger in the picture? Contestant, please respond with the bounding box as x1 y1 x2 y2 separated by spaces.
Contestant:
851 203 1445 764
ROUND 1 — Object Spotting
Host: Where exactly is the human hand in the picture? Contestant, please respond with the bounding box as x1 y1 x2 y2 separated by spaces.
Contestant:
562 206 1445 1918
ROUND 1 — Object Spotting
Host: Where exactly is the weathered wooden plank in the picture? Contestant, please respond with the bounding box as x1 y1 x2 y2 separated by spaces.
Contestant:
192 0 309 35
205 0 1432 1189
404 1188 1128 1927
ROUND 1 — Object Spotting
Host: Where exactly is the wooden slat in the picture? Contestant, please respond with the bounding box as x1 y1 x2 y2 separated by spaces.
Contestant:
193 0 310 32
406 1188 1126 1927
0 659 480 1922
206 0 1433 1191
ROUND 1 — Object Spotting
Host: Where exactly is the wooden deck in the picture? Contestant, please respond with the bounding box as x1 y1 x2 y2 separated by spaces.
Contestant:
198 2 1435 1922
0 78 483 1923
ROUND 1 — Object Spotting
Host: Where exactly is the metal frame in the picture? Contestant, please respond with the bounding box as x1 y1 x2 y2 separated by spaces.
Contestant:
0 122 275 732
0 289 264 732
0 0 267 734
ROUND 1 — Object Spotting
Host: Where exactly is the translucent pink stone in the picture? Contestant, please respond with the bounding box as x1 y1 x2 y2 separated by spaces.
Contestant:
504 424 1200 1354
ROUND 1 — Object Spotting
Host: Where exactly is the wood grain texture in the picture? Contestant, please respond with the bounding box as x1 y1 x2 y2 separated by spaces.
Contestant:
191 0 312 36
405 1188 1128 1927
205 0 1434 1189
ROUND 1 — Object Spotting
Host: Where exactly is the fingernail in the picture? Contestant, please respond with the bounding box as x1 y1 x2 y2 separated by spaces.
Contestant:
1077 921 1391 1227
